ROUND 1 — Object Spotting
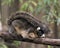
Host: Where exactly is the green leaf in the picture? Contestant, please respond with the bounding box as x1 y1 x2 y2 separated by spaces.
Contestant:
13 41 21 47
44 0 51 5
20 2 29 11
19 0 23 4
28 5 34 13
31 1 37 6
0 44 8 48
54 0 57 3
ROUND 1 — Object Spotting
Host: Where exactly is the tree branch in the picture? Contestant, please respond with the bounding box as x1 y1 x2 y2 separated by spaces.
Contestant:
0 32 60 46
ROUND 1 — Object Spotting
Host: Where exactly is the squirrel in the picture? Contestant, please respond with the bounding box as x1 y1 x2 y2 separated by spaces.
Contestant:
7 11 50 39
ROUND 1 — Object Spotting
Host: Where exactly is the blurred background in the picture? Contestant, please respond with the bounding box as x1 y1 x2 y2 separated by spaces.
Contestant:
0 0 60 48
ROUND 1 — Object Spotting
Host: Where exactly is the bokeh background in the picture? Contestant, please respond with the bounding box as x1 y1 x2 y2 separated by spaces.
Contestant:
0 0 60 48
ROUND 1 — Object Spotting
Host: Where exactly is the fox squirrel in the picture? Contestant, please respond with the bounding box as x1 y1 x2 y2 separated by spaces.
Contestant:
8 12 50 39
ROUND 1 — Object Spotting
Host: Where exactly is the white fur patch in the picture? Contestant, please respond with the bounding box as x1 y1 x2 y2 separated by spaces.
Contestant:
41 34 45 38
37 27 41 31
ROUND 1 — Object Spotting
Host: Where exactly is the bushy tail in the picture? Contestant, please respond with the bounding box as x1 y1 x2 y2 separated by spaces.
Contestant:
8 12 42 28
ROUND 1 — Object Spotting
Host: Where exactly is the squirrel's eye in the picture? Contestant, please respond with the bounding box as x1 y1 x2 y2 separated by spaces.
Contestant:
37 27 41 31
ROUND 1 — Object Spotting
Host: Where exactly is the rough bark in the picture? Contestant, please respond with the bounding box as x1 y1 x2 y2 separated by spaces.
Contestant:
0 32 60 46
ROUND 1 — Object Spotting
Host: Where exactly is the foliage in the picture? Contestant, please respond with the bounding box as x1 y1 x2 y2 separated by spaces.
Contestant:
13 41 21 47
20 0 37 13
0 43 7 48
2 0 14 6
48 45 53 48
2 0 23 6
34 0 60 25
1 0 60 24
